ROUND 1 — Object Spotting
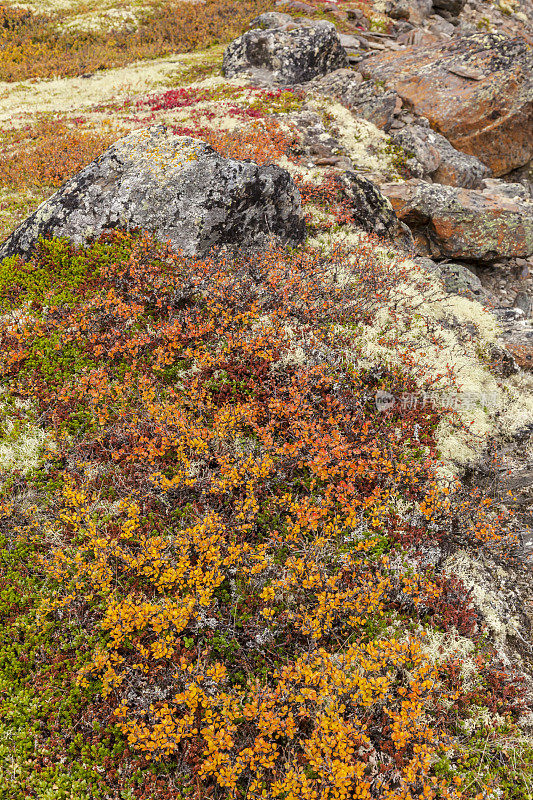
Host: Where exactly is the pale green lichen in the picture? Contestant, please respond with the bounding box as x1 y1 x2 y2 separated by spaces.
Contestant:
117 128 205 179
442 549 525 663
305 96 402 182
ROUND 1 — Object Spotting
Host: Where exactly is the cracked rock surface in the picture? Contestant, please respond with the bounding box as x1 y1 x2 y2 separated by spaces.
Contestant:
381 179 533 261
359 33 533 176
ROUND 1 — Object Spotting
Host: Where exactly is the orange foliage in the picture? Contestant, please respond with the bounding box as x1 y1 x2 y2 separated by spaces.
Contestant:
0 228 518 799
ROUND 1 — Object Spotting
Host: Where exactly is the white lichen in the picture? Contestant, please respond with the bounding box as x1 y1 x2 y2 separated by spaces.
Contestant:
0 398 57 478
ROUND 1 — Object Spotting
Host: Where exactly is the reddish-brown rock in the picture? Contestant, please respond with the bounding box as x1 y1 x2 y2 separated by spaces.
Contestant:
380 179 533 261
359 33 533 177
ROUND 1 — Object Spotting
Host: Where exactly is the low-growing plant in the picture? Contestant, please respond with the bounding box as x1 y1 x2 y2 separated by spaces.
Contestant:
0 0 272 82
0 118 118 190
0 226 526 799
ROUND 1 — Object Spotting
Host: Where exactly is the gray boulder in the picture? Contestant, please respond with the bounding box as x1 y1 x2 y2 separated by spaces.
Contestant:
482 178 531 202
0 127 306 262
437 261 486 301
384 0 433 23
380 179 533 261
249 12 293 29
287 109 350 166
335 172 414 251
391 123 491 188
432 0 466 16
222 21 347 85
306 69 401 132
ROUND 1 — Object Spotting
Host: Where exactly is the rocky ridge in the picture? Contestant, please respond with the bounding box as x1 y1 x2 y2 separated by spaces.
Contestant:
223 4 533 351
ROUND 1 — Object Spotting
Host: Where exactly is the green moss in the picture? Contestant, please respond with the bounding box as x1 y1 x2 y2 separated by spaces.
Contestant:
383 141 411 177
0 530 111 799
0 238 90 312
20 334 96 386
477 16 492 30
369 18 390 33
0 230 151 314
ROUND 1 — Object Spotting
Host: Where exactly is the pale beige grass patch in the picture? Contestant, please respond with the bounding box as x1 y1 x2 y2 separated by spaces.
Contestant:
0 48 225 126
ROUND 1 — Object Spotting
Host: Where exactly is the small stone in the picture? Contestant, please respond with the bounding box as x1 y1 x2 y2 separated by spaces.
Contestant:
339 33 366 49
307 69 400 131
514 292 533 318
249 12 293 29
433 0 466 16
335 171 414 250
286 0 314 9
447 64 485 81
315 156 343 165
346 7 364 20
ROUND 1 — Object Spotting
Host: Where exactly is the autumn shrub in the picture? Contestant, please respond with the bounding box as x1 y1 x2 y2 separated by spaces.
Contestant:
0 118 118 190
0 0 272 82
0 228 526 799
141 85 302 119
194 117 300 165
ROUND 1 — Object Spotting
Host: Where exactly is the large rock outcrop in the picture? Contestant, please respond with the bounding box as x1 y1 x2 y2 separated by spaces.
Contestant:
0 127 306 262
223 19 347 85
359 33 533 176
380 179 533 261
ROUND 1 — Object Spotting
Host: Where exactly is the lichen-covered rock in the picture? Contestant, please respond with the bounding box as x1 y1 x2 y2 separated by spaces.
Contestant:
391 125 443 176
432 141 492 189
360 33 533 176
391 123 491 188
437 261 487 301
482 178 532 202
222 20 347 85
307 68 400 131
416 256 491 302
506 158 533 199
380 179 533 261
287 109 351 166
335 171 414 250
384 0 433 23
495 307 533 371
0 126 306 262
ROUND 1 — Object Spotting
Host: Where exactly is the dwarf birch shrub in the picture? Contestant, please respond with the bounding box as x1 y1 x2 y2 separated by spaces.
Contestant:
0 228 528 799
0 0 271 82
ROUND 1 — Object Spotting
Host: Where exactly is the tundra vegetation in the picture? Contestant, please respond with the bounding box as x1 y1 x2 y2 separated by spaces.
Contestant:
0 1 532 799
